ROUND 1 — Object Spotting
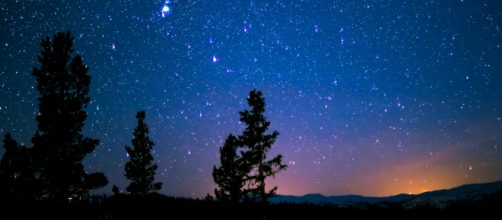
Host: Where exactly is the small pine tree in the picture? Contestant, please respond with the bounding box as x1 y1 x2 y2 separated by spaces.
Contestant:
212 134 247 202
0 133 36 200
31 31 107 200
124 111 162 195
0 133 20 198
239 90 287 205
112 185 120 196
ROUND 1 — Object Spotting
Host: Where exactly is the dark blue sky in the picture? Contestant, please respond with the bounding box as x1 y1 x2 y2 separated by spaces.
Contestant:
1 0 501 197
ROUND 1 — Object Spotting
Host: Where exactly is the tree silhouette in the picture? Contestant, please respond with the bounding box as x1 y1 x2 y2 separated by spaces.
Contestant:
0 133 37 200
212 134 247 202
212 90 287 208
112 184 120 196
31 31 107 200
124 111 162 195
239 90 287 205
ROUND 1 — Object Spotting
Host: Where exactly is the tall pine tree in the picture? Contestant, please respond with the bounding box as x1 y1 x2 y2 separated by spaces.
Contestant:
31 31 107 200
124 111 162 195
212 90 287 206
212 134 247 202
239 90 287 205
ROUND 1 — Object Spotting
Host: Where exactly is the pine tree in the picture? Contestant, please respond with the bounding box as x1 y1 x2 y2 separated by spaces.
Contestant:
212 90 287 206
0 133 19 198
31 31 107 200
0 133 36 200
124 111 162 195
112 185 120 196
212 134 247 202
239 90 287 205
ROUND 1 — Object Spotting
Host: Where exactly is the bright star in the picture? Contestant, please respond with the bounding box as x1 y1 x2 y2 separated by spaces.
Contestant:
212 55 218 63
161 1 171 18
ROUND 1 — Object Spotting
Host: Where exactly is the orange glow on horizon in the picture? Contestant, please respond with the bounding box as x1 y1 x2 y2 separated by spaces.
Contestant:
268 143 497 197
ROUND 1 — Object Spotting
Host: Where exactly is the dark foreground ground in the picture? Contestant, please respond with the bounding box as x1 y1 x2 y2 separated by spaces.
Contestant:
1 192 501 220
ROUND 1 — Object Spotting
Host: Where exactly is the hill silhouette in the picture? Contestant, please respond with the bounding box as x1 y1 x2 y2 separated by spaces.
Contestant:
271 180 502 208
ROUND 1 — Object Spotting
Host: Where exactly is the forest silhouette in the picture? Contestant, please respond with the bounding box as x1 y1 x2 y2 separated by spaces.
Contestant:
0 32 500 219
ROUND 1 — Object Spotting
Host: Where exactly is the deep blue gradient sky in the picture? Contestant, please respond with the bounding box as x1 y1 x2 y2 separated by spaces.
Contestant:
1 0 501 197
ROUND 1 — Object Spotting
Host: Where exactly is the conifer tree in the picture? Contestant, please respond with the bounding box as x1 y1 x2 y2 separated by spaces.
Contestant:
239 90 287 205
0 133 36 200
212 134 247 202
31 31 107 200
0 133 20 197
112 185 120 196
213 90 287 206
124 111 162 195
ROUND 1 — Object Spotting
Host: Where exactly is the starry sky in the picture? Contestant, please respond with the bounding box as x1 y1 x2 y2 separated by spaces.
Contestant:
1 0 502 198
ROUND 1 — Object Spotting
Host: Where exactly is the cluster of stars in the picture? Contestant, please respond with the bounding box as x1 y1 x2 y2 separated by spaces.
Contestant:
161 1 171 18
0 0 501 197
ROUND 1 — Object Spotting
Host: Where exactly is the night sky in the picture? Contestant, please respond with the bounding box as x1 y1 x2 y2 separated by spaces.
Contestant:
1 0 502 198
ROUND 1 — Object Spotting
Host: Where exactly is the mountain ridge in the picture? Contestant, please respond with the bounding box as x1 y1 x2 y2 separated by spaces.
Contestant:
271 180 502 207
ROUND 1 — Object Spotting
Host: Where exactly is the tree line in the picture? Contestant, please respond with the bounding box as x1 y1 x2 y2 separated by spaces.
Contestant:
0 32 161 201
0 31 287 205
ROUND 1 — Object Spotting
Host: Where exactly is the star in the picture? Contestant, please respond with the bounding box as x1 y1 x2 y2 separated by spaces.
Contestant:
161 1 171 18
1 0 501 199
